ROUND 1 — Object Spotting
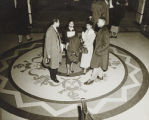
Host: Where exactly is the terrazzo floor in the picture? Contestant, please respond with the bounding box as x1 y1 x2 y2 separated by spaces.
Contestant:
0 31 149 120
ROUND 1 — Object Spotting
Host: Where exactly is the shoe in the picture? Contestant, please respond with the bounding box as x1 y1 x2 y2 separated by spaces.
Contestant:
18 39 23 43
27 38 32 41
52 79 59 83
66 73 70 76
18 41 22 44
84 80 94 85
110 35 117 38
83 72 86 75
18 35 23 43
97 76 103 80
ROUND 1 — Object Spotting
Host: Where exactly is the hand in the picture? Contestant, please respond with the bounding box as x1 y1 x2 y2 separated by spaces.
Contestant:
89 16 92 21
45 58 50 64
82 32 85 40
66 43 69 49
61 43 65 52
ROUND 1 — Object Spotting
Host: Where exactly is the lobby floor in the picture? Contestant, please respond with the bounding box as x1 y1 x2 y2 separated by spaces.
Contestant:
0 31 149 120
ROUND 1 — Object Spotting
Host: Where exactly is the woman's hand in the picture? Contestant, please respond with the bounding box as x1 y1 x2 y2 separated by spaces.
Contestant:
66 43 69 49
45 58 50 64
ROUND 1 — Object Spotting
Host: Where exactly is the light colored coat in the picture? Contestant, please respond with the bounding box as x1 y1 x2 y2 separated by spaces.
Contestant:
44 26 62 69
80 29 96 68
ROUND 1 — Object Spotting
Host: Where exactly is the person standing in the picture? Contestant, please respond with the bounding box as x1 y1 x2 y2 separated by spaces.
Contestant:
15 0 32 43
90 0 109 28
84 17 110 85
80 20 96 74
110 0 128 38
43 18 63 83
108 0 115 29
65 20 81 75
64 20 80 75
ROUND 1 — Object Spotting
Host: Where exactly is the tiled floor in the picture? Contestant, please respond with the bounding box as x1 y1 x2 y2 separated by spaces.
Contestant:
105 32 149 120
0 31 149 120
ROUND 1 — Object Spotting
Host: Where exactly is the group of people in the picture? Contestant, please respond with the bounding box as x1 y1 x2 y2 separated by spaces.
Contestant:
43 18 109 85
43 0 128 85
15 0 128 44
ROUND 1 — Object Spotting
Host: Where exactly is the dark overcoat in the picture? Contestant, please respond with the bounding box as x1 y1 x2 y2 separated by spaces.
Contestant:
90 26 110 71
44 26 62 69
91 0 109 25
15 0 30 35
67 35 81 63
112 0 127 26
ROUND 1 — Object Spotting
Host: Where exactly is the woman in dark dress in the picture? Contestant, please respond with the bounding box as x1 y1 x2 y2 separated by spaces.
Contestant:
64 20 81 75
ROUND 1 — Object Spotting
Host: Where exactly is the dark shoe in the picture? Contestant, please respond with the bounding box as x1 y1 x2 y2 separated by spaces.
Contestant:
66 73 70 76
97 76 103 80
110 36 117 38
84 80 94 85
83 72 86 75
52 79 59 83
18 41 22 44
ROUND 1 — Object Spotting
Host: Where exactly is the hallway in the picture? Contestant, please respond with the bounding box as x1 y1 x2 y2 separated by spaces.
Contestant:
0 0 149 120
0 31 149 120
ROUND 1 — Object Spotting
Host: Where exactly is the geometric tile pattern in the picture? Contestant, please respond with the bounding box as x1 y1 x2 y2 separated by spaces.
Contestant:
0 40 149 120
10 47 125 102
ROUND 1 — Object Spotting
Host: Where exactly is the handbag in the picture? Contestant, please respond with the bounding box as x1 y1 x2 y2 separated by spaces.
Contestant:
80 46 88 54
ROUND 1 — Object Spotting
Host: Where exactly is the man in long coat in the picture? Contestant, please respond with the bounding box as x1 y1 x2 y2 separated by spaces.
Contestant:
91 0 109 26
43 18 62 83
84 17 110 85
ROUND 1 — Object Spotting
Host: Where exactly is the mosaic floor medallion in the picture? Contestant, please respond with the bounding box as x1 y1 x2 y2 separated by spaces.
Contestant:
0 40 149 120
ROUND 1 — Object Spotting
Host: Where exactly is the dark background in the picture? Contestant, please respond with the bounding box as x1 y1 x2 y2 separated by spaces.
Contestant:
0 0 148 33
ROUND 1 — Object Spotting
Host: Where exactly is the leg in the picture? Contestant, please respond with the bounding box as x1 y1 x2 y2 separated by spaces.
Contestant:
70 62 74 73
112 32 118 38
91 68 99 80
49 68 59 83
84 68 98 85
18 35 23 43
26 34 32 40
67 64 70 76
97 67 104 80
83 68 87 74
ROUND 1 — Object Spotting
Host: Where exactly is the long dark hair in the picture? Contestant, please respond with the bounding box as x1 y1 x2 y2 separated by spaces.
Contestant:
67 19 75 27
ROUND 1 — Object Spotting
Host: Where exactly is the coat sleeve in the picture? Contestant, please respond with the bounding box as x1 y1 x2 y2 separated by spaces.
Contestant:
45 28 54 58
95 31 109 55
84 32 96 47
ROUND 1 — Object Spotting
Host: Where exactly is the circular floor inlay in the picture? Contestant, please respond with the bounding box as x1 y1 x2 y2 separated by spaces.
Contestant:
11 47 126 102
0 40 148 120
